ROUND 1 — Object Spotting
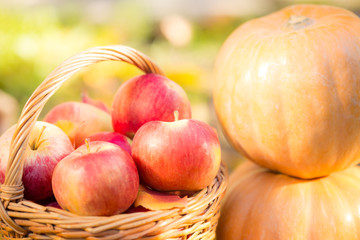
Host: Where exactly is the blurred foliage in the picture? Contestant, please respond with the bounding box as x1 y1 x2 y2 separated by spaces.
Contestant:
0 1 245 115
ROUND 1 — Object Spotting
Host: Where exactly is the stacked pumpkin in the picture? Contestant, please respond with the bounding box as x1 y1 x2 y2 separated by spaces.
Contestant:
214 4 360 239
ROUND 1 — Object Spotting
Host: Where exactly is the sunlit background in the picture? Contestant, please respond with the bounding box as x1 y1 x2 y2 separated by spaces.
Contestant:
1 0 359 171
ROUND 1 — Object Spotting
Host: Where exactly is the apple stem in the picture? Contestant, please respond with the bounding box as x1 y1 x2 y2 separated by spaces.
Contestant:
174 110 179 121
85 138 91 153
33 126 47 150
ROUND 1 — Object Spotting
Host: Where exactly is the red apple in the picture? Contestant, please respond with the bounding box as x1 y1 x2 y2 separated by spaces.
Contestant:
112 73 192 138
43 101 113 148
52 141 139 216
46 201 62 209
131 112 221 191
0 121 74 201
85 132 132 155
38 196 62 209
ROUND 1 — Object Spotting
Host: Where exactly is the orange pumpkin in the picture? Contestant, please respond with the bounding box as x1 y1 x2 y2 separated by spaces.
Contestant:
217 161 360 240
213 4 360 179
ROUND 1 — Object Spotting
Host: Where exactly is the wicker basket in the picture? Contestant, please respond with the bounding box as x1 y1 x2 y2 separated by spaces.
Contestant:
0 45 227 239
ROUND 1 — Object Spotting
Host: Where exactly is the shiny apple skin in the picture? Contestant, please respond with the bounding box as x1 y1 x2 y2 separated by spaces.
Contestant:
132 119 221 191
43 101 113 148
112 73 192 138
0 121 74 201
86 131 132 155
52 141 139 216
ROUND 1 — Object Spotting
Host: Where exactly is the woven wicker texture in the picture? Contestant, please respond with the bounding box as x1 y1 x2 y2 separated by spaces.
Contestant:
0 45 227 239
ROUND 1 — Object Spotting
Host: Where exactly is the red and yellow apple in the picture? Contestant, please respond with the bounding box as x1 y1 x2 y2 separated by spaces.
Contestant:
112 73 192 138
0 121 74 201
85 132 132 154
132 114 221 191
52 141 139 216
43 101 113 148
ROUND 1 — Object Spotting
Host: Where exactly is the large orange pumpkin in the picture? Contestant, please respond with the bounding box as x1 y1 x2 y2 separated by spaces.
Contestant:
217 161 360 240
213 4 360 179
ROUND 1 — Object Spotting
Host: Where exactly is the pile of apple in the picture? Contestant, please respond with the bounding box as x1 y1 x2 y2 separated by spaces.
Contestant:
0 73 221 216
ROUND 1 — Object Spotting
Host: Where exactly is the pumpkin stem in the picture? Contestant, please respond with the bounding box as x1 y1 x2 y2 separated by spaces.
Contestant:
286 15 314 30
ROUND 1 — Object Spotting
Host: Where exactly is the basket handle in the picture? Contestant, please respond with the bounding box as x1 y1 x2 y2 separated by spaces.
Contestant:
0 45 165 235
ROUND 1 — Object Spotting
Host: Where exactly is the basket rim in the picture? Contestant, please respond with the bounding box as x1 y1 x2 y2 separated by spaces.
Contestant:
1 162 227 239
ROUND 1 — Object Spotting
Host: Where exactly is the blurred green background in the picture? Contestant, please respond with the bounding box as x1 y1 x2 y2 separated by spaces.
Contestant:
0 0 359 171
